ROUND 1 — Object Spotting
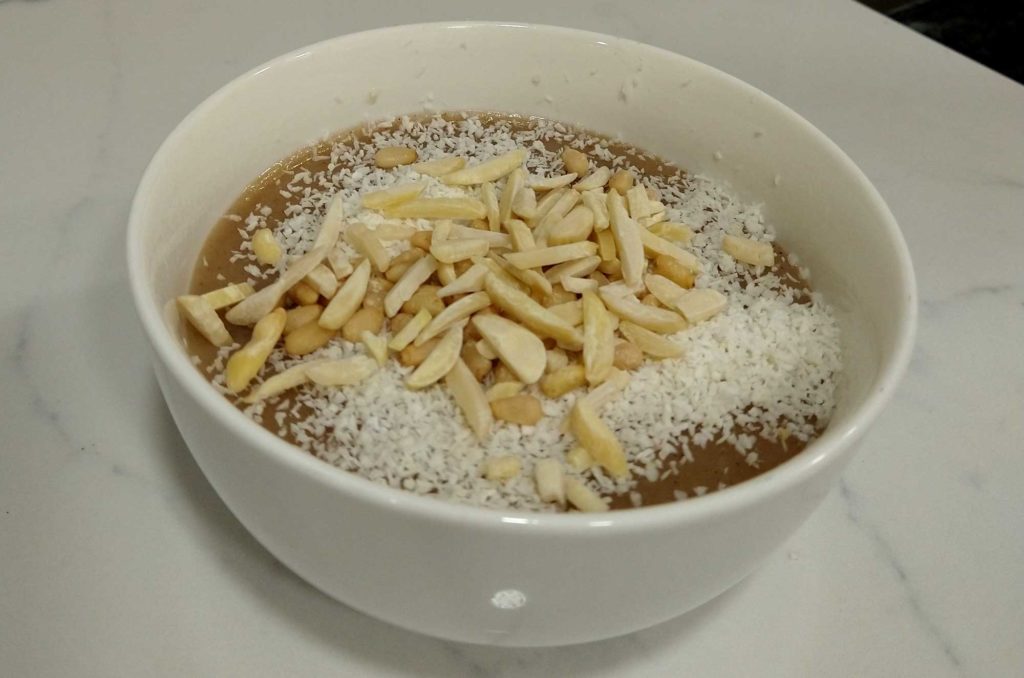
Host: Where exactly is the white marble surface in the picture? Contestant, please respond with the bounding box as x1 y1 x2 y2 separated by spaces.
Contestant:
1 0 1021 675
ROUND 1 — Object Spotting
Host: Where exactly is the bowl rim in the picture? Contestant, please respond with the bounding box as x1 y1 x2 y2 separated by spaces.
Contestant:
127 20 917 533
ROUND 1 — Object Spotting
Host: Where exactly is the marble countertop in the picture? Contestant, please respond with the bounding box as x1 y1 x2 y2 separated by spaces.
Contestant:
2 0 1021 675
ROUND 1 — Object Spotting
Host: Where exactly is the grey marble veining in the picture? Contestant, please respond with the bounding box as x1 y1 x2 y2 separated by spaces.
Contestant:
2 0 1022 675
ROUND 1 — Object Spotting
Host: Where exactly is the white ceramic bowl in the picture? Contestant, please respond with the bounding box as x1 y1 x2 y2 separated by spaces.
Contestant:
127 22 915 646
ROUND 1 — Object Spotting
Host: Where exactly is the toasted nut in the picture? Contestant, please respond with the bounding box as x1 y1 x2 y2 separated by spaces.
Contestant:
485 274 584 350
399 284 443 316
480 181 500 231
341 306 385 343
475 338 498 360
374 146 418 169
389 308 432 351
399 337 440 367
361 182 426 210
242 360 322 403
319 259 371 330
598 289 687 333
303 264 338 299
442 148 527 186
201 282 254 310
648 221 694 243
306 355 379 386
252 228 283 266
384 249 425 283
284 314 335 354
533 189 581 245
483 455 522 481
492 363 517 383
437 262 488 297
289 281 319 306
416 292 491 345
410 230 433 251
385 257 438 317
534 458 566 505
619 322 682 359
564 477 609 512
582 291 615 385
472 314 546 384
346 223 392 273
638 228 700 272
723 234 775 267
654 254 696 289
359 330 388 365
384 197 487 220
362 276 393 311
626 184 654 219
389 312 414 335
177 295 231 347
284 304 323 334
528 173 578 191
641 294 662 308
547 205 595 246
511 185 538 219
608 169 635 195
491 394 544 425
460 342 493 381
562 147 589 176
374 221 418 241
569 399 627 477
410 155 466 177
613 340 645 370
504 241 598 270
545 348 569 373
226 246 332 326
674 288 728 323
575 167 612 192
566 445 594 471
446 358 493 440
581 189 610 231
607 189 645 290
225 308 286 392
546 300 583 327
486 381 524 401
540 364 587 398
499 167 525 225
406 324 463 389
431 238 490 264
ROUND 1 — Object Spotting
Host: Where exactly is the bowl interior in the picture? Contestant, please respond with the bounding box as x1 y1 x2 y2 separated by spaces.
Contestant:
131 22 914 509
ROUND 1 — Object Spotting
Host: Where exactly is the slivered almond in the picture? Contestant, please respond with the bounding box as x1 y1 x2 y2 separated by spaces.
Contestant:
558 368 630 432
473 256 530 294
319 258 372 330
547 300 583 326
490 253 552 296
225 245 329 325
722 234 775 267
498 167 524 225
565 478 609 512
596 228 617 262
485 381 524 401
483 455 522 481
480 181 500 231
384 248 426 283
566 446 594 471
383 255 438 317
581 189 610 231
533 189 581 245
485 273 584 350
177 295 231 347
442 148 527 185
445 358 493 440
388 308 432 351
504 241 598 270
472 314 546 384
598 289 688 333
285 320 335 356
436 262 488 297
644 273 688 308
562 276 598 294
575 166 612 192
648 221 694 243
619 321 684 358
539 364 587 398
314 193 345 251
346 223 391 273
224 308 286 392
304 263 338 299
675 288 728 323
528 173 577 191
626 184 653 219
242 360 325 403
288 281 318 306
406 324 463 389
374 146 417 169
360 330 389 365
415 292 491 345
284 304 323 334
544 255 601 283
306 355 378 386
654 254 696 289
546 348 569 373
384 197 486 220
547 205 595 246
201 282 254 310
437 262 456 286
374 221 418 241
430 238 490 264
361 182 426 210
638 228 701 272
475 338 499 360
328 246 354 279
511 185 538 219
448 223 511 248
410 155 466 177
505 219 536 251
534 459 566 505
607 190 645 290
582 291 615 385
569 399 628 477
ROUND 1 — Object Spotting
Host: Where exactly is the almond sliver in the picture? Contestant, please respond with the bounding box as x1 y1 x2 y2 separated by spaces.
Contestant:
473 314 547 385
498 167 525 225
201 282 254 310
388 308 432 351
318 258 372 329
528 173 577 191
178 295 232 346
306 355 379 387
410 156 466 177
383 255 438 318
384 197 487 220
445 358 493 440
406 324 463 389
415 291 491 345
225 245 329 325
582 291 614 385
569 399 628 478
442 148 528 185
619 320 685 358
598 289 688 333
504 241 598 270
638 228 701 272
574 167 612 192
361 182 426 210
436 262 488 297
484 273 583 350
